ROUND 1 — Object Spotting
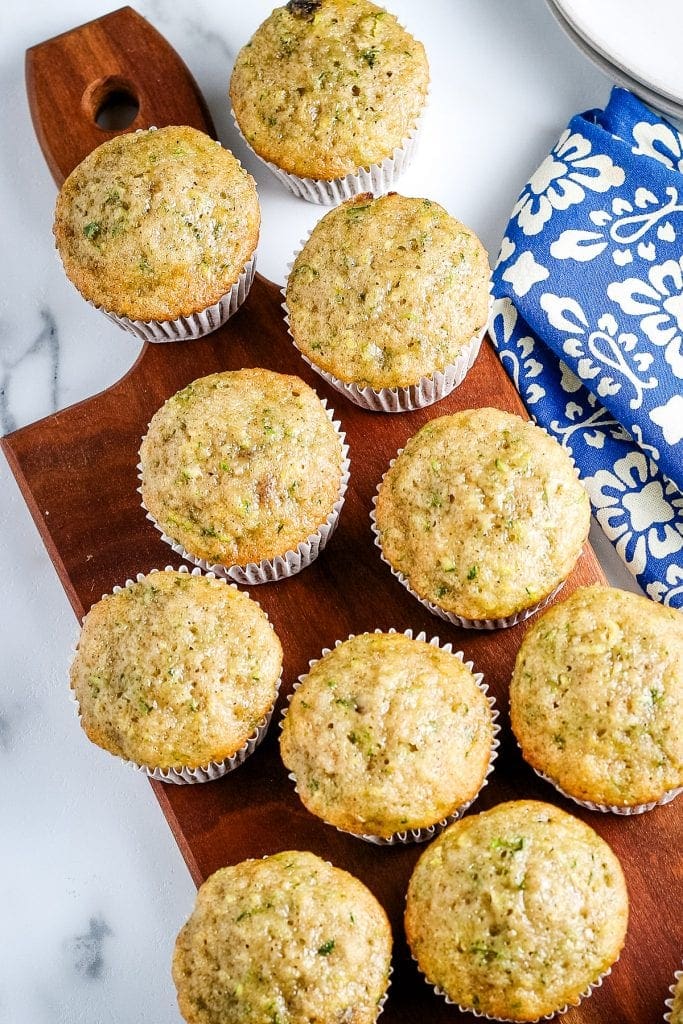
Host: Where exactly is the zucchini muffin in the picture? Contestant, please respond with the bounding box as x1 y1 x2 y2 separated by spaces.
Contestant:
667 967 683 1024
280 631 496 840
373 408 590 626
285 192 490 408
405 800 628 1022
510 586 683 812
230 0 429 202
173 850 392 1024
53 126 260 340
139 369 348 582
70 568 282 781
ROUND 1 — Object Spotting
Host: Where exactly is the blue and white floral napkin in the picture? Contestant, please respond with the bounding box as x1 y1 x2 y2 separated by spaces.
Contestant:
490 87 683 608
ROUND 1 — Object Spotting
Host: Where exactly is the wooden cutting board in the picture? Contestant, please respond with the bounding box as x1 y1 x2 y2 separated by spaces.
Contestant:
6 8 680 1022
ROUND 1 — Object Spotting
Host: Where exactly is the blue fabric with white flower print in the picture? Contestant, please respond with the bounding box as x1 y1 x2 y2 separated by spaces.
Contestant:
490 87 683 607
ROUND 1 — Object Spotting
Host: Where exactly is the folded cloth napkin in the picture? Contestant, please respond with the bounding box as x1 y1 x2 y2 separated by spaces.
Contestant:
490 86 683 608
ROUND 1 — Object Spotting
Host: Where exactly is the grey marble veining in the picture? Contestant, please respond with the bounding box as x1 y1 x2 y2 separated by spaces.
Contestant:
0 713 12 752
66 916 113 981
0 308 59 434
144 0 236 62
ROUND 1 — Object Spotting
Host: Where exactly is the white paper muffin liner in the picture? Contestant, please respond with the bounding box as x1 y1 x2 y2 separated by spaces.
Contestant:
664 963 683 1022
282 243 492 411
95 254 256 342
410 947 615 1022
232 101 425 205
370 962 393 1019
288 329 483 411
370 454 566 630
138 400 350 584
280 628 500 844
70 565 281 784
377 963 392 1020
529 762 683 816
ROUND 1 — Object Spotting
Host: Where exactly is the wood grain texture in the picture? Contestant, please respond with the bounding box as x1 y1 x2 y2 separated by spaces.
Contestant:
25 6 213 187
6 8 681 1023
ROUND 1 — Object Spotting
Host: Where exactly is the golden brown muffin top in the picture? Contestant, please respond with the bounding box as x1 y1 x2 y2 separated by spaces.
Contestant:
173 850 392 1024
280 631 494 836
405 800 629 1022
511 585 683 807
140 369 345 567
286 193 490 388
54 126 259 321
70 570 282 770
375 408 590 620
230 0 428 179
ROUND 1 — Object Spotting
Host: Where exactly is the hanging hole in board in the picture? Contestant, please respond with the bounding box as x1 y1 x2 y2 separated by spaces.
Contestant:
96 90 139 130
82 76 140 132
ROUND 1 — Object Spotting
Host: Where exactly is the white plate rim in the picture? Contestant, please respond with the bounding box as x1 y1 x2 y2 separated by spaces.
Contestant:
545 0 683 123
548 0 683 108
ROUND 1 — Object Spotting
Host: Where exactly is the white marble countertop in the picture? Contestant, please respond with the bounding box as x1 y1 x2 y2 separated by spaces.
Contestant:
1 2 639 1020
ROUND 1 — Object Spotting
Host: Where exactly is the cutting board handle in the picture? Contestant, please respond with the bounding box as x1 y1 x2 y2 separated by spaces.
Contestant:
25 5 215 186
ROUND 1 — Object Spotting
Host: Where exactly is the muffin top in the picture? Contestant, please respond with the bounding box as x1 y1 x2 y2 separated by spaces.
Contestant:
374 408 590 621
671 971 683 1024
510 586 683 808
53 126 260 321
139 369 344 566
70 570 282 770
172 850 392 1024
280 632 494 836
229 0 429 180
286 193 490 389
405 800 628 1022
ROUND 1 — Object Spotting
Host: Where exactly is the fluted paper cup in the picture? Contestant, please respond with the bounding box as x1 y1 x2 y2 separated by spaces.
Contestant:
664 963 683 1022
96 255 256 343
530 762 683 817
232 102 425 205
